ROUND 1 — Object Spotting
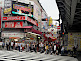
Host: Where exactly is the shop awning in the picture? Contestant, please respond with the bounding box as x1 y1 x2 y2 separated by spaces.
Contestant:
9 37 20 39
49 37 55 39
22 26 42 35
32 29 42 35
22 26 33 28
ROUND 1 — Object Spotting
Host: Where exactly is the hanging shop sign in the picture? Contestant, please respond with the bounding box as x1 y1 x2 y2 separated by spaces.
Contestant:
27 17 37 26
3 16 26 21
2 33 24 38
5 21 23 28
4 0 12 14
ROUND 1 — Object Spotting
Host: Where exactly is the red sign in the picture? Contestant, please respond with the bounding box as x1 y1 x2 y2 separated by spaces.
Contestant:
5 21 23 28
27 17 37 26
3 16 38 26
0 7 2 28
57 26 61 29
3 16 26 21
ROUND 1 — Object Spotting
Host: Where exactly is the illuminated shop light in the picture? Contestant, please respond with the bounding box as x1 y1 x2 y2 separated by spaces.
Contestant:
12 11 33 17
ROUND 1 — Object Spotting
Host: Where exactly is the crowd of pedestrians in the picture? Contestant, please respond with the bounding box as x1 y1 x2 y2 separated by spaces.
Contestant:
1 40 65 56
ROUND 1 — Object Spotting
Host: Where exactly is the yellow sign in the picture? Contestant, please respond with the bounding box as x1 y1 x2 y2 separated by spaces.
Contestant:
4 8 12 14
54 25 56 26
49 17 52 26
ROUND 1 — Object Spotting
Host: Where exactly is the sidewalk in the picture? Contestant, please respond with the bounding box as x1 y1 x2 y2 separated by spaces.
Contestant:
77 52 81 61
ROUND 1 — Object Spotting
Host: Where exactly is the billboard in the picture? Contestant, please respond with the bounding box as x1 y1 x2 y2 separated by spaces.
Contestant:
4 0 12 14
12 1 33 16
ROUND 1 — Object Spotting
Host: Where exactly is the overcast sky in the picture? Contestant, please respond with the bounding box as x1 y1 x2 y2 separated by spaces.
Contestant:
39 0 59 19
39 0 60 25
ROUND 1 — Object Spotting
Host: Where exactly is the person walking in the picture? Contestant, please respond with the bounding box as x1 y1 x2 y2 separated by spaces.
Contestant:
61 46 64 56
11 41 13 50
9 41 11 51
22 41 25 51
52 43 54 54
49 44 52 55
39 43 41 52
28 42 30 51
2 41 5 49
6 40 9 50
26 42 29 52
45 44 48 54
13 41 15 49
18 42 20 52
33 42 37 52
40 42 44 53
54 44 56 55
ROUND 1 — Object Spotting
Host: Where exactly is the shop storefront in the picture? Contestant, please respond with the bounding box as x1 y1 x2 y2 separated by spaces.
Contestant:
2 1 41 44
2 32 24 45
24 26 42 43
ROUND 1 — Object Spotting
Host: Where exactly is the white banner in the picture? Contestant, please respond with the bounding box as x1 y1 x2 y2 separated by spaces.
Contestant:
2 33 24 38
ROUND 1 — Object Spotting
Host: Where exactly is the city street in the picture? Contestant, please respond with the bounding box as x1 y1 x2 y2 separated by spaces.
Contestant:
0 50 78 61
0 0 81 61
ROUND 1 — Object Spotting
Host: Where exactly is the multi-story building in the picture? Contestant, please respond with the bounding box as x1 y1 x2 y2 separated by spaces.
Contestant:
1 0 47 43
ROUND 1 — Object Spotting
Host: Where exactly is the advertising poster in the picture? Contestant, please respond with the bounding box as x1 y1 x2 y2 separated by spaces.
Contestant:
4 0 12 14
68 32 81 51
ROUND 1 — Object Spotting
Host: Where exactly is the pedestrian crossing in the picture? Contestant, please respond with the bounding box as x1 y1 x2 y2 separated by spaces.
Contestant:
0 50 78 61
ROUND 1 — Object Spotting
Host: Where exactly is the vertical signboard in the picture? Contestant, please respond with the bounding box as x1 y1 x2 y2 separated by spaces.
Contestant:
0 0 4 8
4 0 12 14
33 3 41 20
0 7 2 28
